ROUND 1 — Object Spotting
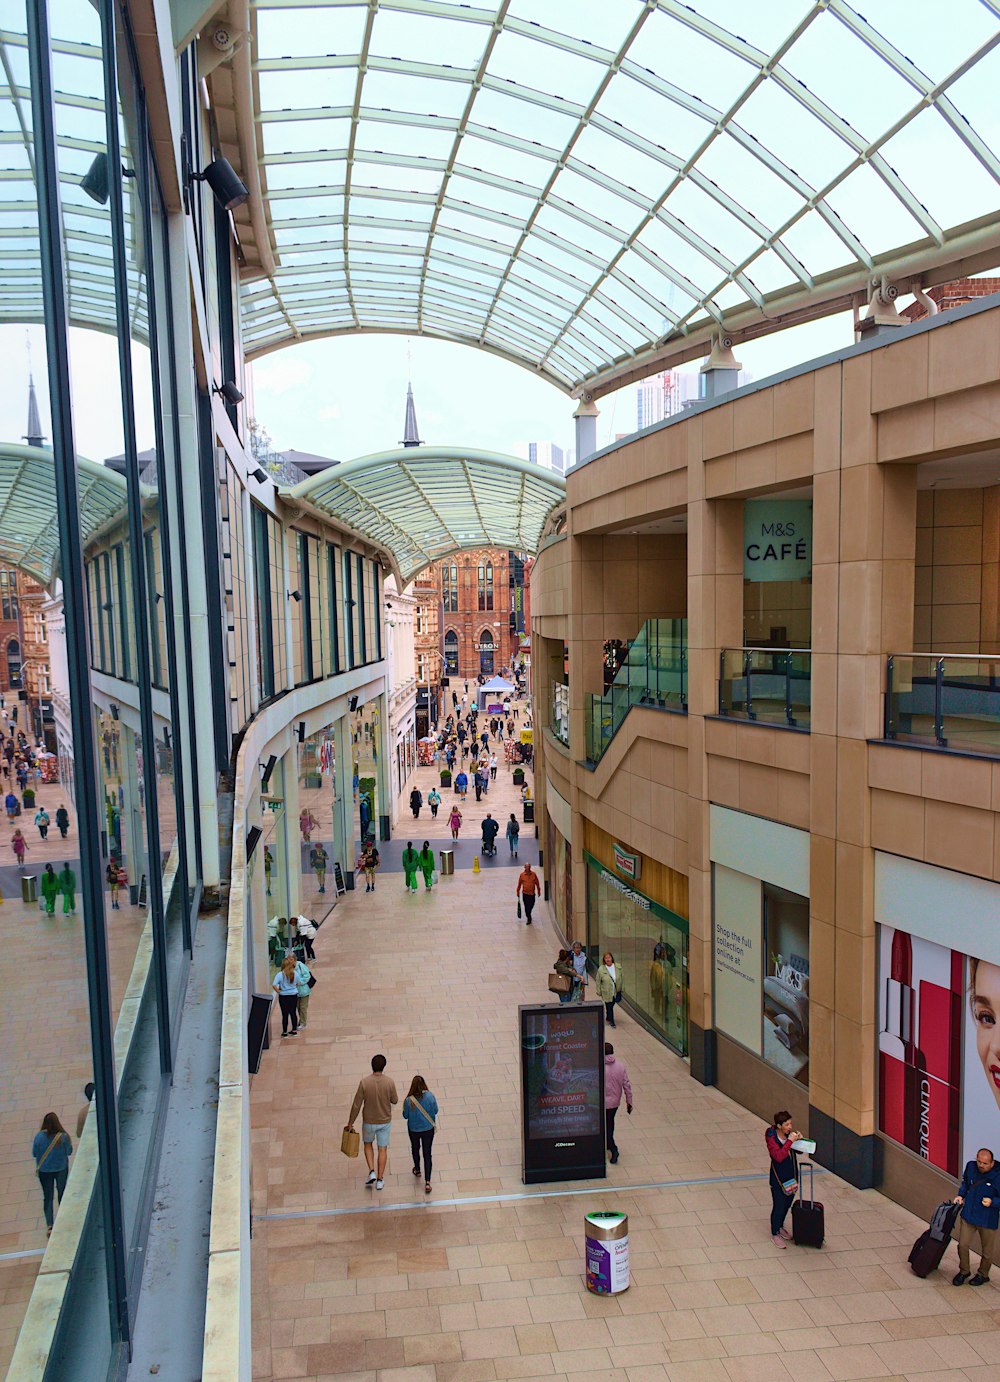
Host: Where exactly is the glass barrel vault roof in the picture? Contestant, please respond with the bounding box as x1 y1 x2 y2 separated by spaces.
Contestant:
0 444 129 586
240 0 1000 394
285 446 565 582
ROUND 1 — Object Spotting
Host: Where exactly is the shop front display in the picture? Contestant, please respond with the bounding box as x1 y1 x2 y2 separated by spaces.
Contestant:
875 852 1000 1176
585 851 688 1055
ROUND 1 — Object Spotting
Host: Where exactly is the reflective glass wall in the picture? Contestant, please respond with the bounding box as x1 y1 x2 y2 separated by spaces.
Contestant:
1 1 201 1373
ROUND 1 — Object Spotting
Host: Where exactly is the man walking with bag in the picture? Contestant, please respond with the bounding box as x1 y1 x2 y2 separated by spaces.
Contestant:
953 1147 999 1286
516 861 540 924
345 1054 398 1191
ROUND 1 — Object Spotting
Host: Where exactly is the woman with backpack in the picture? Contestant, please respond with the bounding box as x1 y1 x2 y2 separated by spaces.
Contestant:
402 1074 439 1194
505 813 520 858
32 1112 72 1235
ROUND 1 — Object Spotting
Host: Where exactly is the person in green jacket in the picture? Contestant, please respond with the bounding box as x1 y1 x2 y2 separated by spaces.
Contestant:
40 862 60 915
418 841 435 891
401 841 419 894
59 862 76 914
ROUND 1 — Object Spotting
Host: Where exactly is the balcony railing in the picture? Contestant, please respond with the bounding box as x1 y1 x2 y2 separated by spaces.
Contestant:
550 681 570 746
585 618 687 764
719 647 811 728
885 654 1000 756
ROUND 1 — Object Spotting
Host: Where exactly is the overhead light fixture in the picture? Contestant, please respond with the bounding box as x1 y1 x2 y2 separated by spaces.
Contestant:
214 380 245 406
297 721 306 743
189 156 249 211
245 825 263 861
250 466 269 483
101 599 113 612
80 151 110 205
287 589 302 602
260 754 277 790
109 704 119 721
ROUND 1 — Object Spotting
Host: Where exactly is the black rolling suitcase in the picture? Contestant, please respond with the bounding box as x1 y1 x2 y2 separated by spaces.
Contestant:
791 1161 825 1248
908 1201 960 1278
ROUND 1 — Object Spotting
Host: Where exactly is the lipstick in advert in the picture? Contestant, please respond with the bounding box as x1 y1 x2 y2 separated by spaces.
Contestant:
913 945 962 1176
879 929 921 1150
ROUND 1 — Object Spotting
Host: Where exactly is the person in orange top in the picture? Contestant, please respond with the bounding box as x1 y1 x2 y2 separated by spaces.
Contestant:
516 862 540 925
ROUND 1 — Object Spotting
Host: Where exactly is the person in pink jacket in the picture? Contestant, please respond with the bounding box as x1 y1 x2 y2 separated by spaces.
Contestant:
604 1042 633 1165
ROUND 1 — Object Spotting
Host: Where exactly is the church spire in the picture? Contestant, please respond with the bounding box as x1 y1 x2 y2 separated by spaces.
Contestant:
24 373 45 448
401 380 421 448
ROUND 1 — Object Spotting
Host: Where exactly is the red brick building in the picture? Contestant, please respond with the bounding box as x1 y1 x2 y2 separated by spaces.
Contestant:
901 276 1000 321
420 548 532 683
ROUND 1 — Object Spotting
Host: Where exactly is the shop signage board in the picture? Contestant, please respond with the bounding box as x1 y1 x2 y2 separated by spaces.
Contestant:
612 843 641 882
744 500 812 582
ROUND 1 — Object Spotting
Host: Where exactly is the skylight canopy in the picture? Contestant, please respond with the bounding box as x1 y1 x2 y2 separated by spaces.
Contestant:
241 0 1000 394
285 447 565 583
0 444 128 586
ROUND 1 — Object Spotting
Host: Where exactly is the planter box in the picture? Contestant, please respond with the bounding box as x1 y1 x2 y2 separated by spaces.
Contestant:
439 771 452 787
512 768 524 785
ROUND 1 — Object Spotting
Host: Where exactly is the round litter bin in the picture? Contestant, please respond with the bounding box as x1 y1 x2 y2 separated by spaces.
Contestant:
21 874 37 905
585 1212 629 1295
438 849 454 877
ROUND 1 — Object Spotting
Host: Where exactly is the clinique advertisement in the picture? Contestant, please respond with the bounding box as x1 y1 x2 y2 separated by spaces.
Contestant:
878 927 999 1174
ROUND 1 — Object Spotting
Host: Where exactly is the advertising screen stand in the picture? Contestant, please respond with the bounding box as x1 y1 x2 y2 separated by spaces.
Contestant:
519 1002 606 1184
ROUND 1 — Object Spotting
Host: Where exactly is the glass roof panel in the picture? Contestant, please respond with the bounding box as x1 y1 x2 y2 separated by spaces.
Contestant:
232 0 1000 393
625 7 757 114
257 69 358 113
369 8 489 69
255 6 369 60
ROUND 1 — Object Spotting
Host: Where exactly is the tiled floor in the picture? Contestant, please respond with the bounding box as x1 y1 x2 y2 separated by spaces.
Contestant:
249 727 999 1381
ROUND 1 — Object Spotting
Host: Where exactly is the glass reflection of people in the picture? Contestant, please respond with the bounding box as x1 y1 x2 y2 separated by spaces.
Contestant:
649 943 665 1010
971 958 1000 1114
264 845 273 896
311 843 328 893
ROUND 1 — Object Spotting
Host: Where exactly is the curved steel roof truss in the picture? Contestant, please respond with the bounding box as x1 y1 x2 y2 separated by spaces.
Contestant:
232 0 1000 393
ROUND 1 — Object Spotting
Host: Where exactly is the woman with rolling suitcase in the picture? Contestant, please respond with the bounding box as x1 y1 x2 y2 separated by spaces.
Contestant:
765 1111 801 1248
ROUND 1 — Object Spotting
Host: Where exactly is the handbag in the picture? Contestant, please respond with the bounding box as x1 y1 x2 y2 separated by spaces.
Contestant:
548 973 572 994
341 1126 360 1158
517 900 522 919
307 972 317 989
780 1174 798 1196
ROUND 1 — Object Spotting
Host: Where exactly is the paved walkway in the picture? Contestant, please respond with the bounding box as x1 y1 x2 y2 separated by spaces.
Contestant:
249 767 999 1379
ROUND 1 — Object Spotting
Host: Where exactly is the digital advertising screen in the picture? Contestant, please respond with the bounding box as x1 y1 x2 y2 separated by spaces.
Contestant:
519 1003 605 1184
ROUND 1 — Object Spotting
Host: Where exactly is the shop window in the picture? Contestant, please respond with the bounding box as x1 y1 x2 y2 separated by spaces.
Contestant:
444 630 458 674
712 865 810 1087
442 562 458 613
585 852 688 1055
478 630 494 675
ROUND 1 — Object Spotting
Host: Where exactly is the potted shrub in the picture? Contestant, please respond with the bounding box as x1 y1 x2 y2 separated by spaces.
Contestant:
512 767 524 786
439 769 452 787
23 787 36 809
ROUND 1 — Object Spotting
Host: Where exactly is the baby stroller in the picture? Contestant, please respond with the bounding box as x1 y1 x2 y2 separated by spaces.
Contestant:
481 819 499 857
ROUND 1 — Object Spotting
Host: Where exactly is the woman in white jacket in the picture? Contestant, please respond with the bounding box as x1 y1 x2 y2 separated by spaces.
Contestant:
295 914 318 960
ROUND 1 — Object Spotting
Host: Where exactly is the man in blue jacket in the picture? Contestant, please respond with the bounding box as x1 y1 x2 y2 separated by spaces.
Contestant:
953 1147 999 1286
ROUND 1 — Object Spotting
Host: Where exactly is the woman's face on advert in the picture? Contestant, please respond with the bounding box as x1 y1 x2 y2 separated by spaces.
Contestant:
972 959 1000 1111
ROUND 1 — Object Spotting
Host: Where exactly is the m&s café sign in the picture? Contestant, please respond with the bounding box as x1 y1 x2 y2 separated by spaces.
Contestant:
743 500 812 583
613 842 641 882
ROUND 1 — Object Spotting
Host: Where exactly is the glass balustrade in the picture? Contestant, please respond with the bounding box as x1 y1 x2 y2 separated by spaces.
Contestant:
584 619 687 763
718 647 811 728
885 654 1000 756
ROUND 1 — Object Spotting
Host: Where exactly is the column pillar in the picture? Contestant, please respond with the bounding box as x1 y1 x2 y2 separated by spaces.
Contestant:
699 335 742 401
573 399 599 465
331 713 354 888
686 408 745 1083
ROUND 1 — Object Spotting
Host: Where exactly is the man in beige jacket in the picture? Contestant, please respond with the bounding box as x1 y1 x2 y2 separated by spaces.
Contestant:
346 1053 398 1189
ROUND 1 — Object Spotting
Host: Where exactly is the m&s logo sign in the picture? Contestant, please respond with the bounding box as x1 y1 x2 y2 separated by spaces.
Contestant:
743 500 812 582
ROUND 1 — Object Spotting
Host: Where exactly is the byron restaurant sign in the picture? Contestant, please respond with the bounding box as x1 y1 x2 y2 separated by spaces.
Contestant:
613 842 642 882
744 500 812 582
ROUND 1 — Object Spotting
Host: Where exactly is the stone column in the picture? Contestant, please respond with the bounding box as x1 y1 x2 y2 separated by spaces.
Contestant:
685 409 744 1083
